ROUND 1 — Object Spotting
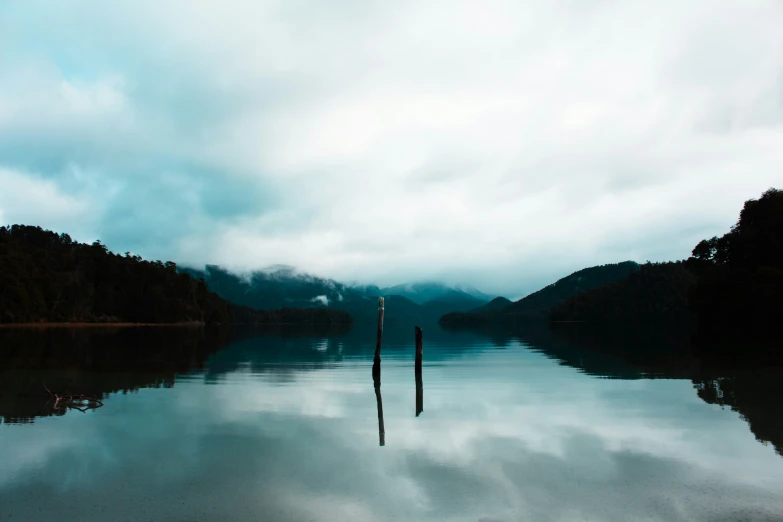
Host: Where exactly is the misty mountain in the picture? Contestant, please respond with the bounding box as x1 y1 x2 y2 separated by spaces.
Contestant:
181 265 355 310
181 265 493 328
380 282 495 304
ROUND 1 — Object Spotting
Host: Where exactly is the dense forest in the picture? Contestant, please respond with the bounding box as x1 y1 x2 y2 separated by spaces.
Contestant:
542 188 781 360
439 261 639 326
0 225 232 324
686 188 782 357
0 225 351 326
441 188 781 362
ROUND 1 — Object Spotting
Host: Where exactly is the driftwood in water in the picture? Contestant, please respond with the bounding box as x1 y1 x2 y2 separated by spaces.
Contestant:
44 382 104 413
415 326 423 417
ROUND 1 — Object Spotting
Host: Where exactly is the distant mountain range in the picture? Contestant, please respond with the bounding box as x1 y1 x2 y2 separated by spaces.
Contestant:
379 282 495 304
180 265 498 328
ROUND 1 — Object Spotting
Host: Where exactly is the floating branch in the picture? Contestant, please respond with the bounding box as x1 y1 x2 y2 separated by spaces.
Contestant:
44 382 104 414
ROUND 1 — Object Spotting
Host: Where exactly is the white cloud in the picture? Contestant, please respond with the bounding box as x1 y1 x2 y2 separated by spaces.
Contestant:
310 295 330 306
0 167 97 239
1 0 782 293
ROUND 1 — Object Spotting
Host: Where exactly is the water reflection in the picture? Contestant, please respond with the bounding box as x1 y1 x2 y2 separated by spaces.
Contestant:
442 320 783 457
694 370 783 456
415 326 423 417
372 357 385 446
2 323 783 521
0 326 230 423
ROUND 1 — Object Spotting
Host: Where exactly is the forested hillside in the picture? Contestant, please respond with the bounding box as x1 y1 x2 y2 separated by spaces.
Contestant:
505 261 640 319
0 225 352 326
686 188 782 359
549 262 696 325
439 261 639 326
0 225 232 324
546 188 782 360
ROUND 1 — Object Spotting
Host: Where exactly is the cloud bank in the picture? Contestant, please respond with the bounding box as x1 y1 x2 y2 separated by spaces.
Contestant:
1 1 782 295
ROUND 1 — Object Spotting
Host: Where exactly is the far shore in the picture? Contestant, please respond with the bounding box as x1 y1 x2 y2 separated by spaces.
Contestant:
0 322 206 329
0 321 352 329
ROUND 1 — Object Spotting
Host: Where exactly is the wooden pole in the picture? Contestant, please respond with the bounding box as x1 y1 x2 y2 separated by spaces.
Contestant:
373 361 385 446
415 326 423 417
374 297 384 360
373 297 385 445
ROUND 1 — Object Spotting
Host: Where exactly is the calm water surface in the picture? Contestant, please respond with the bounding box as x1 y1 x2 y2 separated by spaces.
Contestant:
1 325 782 521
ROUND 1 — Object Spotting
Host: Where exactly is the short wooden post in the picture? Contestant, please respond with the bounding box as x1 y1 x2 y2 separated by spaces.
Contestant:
415 326 423 417
373 359 385 446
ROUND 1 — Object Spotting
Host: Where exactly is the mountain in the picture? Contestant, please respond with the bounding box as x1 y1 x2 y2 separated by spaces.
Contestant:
379 282 494 305
181 264 356 311
472 296 512 312
549 261 696 325
182 266 493 329
505 261 640 319
546 188 783 362
454 285 497 302
439 261 640 326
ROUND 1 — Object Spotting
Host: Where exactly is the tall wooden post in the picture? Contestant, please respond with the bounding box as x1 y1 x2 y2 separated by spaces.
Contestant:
374 297 385 360
373 297 385 445
415 326 423 417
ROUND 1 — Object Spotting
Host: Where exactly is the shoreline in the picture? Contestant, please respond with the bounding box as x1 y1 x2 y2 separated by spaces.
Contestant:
0 321 353 329
0 322 206 329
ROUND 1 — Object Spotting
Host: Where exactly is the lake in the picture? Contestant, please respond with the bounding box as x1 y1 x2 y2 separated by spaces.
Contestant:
1 324 782 521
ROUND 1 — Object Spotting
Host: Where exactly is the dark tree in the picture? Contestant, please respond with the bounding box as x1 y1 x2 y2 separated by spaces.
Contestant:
0 225 352 326
686 188 783 360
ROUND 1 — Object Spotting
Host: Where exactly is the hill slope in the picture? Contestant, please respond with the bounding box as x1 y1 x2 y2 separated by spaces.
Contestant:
473 296 513 312
0 225 232 324
549 262 696 324
439 261 639 326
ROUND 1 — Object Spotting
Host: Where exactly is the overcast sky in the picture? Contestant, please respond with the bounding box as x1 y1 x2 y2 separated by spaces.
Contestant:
1 1 781 296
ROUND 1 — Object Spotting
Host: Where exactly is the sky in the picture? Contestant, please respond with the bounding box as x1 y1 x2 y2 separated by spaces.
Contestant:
1 1 782 296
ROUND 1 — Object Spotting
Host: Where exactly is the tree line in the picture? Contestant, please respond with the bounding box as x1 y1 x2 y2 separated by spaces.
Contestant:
550 188 782 359
0 225 352 325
